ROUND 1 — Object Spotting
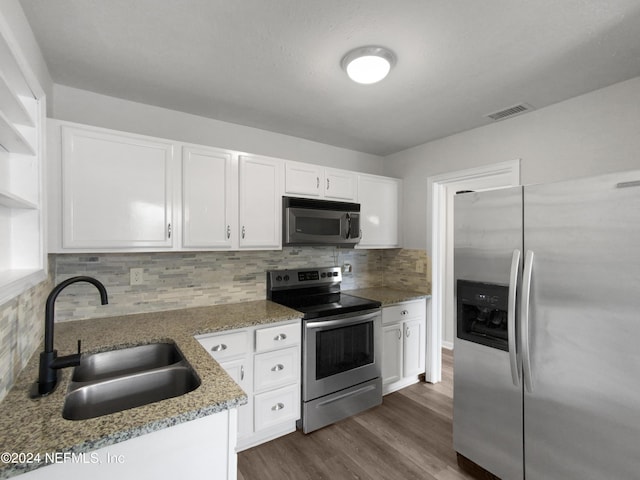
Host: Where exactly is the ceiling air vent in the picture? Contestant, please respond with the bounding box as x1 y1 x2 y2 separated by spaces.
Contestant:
485 103 534 121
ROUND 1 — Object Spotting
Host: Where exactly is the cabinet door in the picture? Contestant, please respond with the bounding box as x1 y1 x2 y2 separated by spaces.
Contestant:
403 318 424 378
221 357 253 440
382 323 403 386
238 155 282 249
182 146 235 249
62 126 173 248
324 168 357 201
285 162 322 197
358 174 401 248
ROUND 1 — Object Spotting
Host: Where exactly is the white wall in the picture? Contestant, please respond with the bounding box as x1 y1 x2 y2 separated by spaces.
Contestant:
383 76 640 248
0 0 52 98
51 84 385 174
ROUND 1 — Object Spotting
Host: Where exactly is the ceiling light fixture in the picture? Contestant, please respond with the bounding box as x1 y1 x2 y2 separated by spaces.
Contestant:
341 46 396 85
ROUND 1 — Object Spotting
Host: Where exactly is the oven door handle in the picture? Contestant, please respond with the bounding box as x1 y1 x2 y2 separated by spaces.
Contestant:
305 310 380 329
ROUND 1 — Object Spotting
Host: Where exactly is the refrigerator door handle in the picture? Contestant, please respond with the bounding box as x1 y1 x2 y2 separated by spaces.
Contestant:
521 250 535 393
508 249 521 386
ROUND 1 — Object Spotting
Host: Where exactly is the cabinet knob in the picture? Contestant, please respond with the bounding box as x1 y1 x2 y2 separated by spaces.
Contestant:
271 364 285 372
211 344 227 352
274 333 287 341
271 402 285 411
401 310 409 316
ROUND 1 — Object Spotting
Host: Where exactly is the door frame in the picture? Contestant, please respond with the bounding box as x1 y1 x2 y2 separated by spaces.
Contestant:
425 160 520 383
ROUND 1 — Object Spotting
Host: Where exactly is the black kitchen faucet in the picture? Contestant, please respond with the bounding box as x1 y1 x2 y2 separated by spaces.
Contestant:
30 276 108 397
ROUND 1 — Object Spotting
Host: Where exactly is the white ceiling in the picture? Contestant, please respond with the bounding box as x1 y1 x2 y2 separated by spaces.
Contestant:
19 0 640 156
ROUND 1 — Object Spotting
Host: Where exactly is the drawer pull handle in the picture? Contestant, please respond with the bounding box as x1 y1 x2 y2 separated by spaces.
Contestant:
271 364 284 372
211 344 227 352
401 310 409 316
272 402 285 411
274 333 287 341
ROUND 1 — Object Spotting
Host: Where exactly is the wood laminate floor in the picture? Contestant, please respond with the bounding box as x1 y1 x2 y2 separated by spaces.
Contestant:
238 349 479 480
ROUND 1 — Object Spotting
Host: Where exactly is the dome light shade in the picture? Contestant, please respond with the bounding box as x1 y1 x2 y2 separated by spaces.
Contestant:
341 46 396 84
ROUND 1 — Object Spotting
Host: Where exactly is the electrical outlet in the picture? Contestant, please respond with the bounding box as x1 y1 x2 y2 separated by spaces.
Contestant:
130 267 144 285
342 263 352 274
415 260 424 274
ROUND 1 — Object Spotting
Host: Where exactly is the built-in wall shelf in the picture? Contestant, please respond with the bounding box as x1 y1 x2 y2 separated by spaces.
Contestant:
0 110 35 155
0 70 33 126
0 189 37 209
0 17 45 306
0 268 46 306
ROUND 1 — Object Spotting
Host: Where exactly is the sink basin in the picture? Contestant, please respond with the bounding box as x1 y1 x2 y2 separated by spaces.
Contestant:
72 342 186 382
62 343 200 421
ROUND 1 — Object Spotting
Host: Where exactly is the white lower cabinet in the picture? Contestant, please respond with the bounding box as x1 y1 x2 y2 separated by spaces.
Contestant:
16 409 238 480
196 319 301 451
381 299 426 395
382 323 403 386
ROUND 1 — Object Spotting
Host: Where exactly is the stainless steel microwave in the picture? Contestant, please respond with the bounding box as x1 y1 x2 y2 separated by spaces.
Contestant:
283 196 361 247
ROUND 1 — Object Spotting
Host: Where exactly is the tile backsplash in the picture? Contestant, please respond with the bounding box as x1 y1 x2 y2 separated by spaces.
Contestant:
52 248 431 322
51 247 382 321
0 269 53 401
0 247 430 401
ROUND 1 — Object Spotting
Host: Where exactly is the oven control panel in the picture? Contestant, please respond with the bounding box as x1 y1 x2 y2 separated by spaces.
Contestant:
267 266 342 290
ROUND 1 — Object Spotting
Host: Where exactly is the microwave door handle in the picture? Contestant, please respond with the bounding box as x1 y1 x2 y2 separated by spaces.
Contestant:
346 213 352 239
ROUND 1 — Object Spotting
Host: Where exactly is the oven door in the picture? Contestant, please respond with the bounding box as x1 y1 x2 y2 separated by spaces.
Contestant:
303 309 381 402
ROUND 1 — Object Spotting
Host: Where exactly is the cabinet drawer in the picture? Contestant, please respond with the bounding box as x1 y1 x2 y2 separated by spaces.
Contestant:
382 299 426 325
196 331 249 360
254 347 299 392
254 384 300 432
255 322 300 352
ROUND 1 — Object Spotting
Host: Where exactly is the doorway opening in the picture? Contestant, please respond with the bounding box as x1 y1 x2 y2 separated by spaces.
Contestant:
424 160 520 383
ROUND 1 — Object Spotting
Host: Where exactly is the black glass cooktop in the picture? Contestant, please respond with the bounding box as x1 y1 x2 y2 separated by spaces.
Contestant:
278 293 381 319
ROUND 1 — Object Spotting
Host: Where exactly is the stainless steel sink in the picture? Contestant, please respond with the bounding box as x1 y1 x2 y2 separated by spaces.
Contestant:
62 343 200 420
71 343 186 382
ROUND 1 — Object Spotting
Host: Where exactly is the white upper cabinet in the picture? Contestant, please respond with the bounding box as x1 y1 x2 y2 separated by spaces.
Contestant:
357 174 401 248
238 155 283 249
285 161 357 201
48 120 402 254
182 146 236 249
61 125 174 249
324 168 357 201
284 162 323 197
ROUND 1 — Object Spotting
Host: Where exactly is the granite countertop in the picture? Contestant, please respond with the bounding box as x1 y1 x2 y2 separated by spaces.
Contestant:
0 300 302 479
346 287 431 305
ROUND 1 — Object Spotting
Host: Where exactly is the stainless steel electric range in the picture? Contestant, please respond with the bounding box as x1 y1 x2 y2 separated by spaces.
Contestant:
267 266 383 433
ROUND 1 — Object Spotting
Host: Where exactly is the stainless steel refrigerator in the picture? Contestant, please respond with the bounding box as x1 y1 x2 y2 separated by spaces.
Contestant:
453 170 640 480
